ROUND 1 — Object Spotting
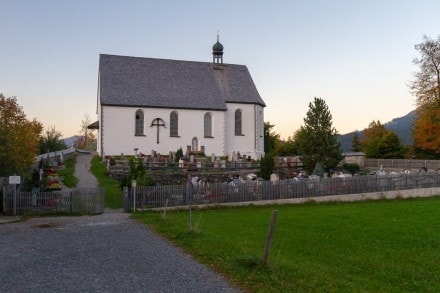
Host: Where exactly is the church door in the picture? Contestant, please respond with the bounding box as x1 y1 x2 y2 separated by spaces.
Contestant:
192 137 198 151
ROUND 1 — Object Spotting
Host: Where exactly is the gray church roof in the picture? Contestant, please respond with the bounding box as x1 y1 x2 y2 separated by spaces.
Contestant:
98 54 266 110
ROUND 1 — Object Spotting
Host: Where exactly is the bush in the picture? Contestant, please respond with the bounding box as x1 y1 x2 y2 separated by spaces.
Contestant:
343 163 360 175
259 154 275 180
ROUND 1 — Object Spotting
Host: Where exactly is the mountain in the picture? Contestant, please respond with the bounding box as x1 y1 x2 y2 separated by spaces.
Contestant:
63 136 78 147
338 110 417 152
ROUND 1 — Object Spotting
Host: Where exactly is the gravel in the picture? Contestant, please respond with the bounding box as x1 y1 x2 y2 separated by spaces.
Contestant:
0 211 240 292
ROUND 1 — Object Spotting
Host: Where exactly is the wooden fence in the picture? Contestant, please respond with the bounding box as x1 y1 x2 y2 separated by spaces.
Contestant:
2 188 105 216
364 159 440 171
123 171 440 210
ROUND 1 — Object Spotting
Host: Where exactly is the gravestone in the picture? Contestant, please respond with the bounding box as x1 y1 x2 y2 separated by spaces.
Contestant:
270 173 279 182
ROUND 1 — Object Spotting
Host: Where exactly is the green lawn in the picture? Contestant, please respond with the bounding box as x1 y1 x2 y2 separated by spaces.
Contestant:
90 155 123 209
133 197 440 292
57 156 78 187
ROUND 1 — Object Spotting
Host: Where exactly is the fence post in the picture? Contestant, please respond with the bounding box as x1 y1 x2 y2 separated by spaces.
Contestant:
123 187 128 212
2 186 6 213
13 186 17 216
262 210 278 264
70 190 73 213
132 180 137 213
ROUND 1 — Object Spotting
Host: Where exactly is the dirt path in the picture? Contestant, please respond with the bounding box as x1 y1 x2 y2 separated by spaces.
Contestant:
74 152 98 189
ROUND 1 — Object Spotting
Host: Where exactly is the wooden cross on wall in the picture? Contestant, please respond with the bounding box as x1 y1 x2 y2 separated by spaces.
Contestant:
150 118 166 144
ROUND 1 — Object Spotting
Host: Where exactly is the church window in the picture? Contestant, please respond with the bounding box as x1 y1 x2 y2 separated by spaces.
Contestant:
170 111 178 137
235 109 243 135
204 113 213 137
135 110 144 136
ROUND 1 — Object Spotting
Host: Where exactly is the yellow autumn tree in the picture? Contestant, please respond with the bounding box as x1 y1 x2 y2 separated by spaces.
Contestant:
412 105 440 155
0 94 43 176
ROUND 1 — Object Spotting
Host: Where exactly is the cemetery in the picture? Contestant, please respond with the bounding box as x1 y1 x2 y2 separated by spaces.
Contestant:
103 149 440 211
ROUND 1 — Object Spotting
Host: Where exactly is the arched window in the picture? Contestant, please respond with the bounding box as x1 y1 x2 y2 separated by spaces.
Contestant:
170 111 178 137
135 110 144 136
204 113 212 137
235 109 243 135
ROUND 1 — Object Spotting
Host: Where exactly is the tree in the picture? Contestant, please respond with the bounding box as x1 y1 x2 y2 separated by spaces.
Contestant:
412 105 440 156
361 120 405 158
0 94 43 176
73 114 96 150
276 136 298 156
264 122 280 155
39 126 67 154
361 121 387 158
409 35 440 109
378 132 405 159
296 97 343 174
351 132 362 152
410 35 440 155
259 153 275 180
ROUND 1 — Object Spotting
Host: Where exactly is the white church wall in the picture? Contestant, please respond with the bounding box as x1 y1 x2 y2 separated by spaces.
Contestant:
101 106 225 157
225 103 264 160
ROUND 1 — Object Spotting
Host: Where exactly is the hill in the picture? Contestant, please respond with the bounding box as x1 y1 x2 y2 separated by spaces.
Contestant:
63 136 78 147
338 110 416 152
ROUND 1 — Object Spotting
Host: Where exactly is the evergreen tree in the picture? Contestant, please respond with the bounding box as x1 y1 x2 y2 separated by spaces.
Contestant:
296 97 343 174
378 132 405 159
259 153 275 180
351 132 362 152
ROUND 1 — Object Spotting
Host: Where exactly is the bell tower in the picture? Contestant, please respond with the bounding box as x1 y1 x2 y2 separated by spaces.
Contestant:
212 34 224 65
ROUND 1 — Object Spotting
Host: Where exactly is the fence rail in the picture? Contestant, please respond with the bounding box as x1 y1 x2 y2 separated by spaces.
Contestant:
2 188 105 216
364 159 440 170
124 172 440 210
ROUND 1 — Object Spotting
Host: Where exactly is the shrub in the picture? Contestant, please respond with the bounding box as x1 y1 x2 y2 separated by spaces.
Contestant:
343 163 360 175
259 154 275 180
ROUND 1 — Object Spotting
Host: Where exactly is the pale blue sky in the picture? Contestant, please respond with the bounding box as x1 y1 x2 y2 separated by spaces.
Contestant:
1 0 439 139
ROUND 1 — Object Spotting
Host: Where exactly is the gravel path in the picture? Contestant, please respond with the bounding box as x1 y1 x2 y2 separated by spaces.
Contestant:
0 153 239 292
74 152 98 189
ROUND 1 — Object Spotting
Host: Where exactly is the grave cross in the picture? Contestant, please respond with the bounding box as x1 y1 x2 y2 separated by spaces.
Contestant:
150 118 166 144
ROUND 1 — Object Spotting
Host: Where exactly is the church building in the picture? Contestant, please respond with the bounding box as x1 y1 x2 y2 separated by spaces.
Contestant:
93 37 266 159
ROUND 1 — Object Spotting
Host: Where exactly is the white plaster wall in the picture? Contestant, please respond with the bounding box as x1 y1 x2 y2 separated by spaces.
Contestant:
101 106 226 157
225 103 264 159
255 105 265 159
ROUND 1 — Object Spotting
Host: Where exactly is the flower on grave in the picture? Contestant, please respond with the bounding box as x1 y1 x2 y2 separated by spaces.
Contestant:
48 183 62 189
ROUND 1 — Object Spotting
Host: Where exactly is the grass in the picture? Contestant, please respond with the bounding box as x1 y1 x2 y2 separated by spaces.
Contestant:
90 155 123 209
57 156 78 187
132 197 440 292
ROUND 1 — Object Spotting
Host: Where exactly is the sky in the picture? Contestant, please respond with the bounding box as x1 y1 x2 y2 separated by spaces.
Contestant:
1 0 439 140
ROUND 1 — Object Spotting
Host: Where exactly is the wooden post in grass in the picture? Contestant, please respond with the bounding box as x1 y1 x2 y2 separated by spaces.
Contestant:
262 210 278 264
162 199 169 219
